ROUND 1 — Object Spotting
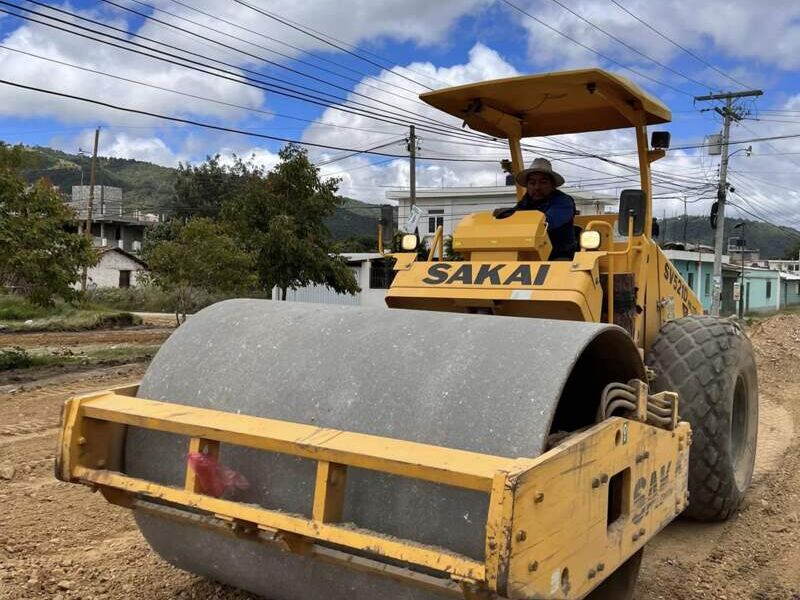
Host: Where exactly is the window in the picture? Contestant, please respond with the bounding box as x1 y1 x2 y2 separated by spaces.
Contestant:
766 280 772 299
369 261 395 289
428 216 444 233
687 272 694 290
704 273 710 296
119 270 131 288
796 282 800 295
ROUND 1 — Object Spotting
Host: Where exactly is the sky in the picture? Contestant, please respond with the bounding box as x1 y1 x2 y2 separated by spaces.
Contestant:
1 0 799 228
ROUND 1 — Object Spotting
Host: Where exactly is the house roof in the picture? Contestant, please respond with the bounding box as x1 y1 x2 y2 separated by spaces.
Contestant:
97 246 148 268
341 253 384 263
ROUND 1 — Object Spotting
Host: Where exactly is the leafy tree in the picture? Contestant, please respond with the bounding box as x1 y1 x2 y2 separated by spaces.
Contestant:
172 155 251 220
782 240 800 260
141 218 178 256
144 218 256 323
223 144 359 300
0 143 96 306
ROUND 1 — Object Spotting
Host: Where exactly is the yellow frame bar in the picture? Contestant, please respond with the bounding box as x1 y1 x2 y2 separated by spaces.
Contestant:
73 465 486 580
57 386 690 599
65 391 519 492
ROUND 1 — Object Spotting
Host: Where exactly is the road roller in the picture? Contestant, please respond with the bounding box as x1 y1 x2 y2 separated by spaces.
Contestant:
56 69 758 599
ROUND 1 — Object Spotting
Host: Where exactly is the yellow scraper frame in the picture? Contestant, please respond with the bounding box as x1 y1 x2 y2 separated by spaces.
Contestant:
57 384 690 599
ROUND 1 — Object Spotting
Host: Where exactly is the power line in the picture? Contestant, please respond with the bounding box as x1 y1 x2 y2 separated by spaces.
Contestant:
230 0 436 91
97 0 432 117
140 0 425 99
19 0 456 137
501 0 694 97
546 0 714 91
314 138 405 167
727 197 800 240
608 0 753 90
0 78 504 162
0 4 508 149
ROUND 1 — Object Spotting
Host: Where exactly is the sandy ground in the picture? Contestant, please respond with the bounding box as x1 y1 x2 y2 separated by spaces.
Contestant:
0 315 799 600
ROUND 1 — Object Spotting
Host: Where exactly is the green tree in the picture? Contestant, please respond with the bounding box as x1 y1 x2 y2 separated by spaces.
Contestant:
0 143 96 306
172 155 251 220
782 239 800 260
144 218 256 323
223 144 359 300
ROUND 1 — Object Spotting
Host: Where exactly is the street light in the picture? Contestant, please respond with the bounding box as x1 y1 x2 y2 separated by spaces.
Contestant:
734 221 745 318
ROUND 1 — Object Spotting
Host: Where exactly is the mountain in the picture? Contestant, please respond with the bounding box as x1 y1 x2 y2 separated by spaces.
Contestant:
18 145 391 240
658 215 800 259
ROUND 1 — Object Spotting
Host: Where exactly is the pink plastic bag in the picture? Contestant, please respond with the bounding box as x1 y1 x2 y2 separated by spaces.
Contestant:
186 452 250 498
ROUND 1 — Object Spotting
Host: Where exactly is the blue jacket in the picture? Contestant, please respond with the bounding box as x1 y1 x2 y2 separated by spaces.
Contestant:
516 189 577 259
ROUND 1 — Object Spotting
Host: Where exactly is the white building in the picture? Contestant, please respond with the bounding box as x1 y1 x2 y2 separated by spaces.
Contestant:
762 259 800 273
273 253 390 308
387 185 615 243
84 247 148 289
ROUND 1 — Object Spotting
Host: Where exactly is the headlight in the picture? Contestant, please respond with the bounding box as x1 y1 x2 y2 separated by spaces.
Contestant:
580 230 602 251
401 234 418 251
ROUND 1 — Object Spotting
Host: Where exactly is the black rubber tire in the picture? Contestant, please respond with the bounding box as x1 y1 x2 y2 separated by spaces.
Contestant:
584 550 643 600
646 316 758 521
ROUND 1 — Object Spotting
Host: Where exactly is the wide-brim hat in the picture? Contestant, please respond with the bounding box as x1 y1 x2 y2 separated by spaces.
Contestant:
515 157 565 188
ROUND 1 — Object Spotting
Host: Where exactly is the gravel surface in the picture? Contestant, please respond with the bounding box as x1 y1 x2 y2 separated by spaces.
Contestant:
0 315 798 599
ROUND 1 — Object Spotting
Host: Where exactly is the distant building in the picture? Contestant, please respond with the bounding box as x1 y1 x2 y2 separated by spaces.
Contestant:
70 185 147 253
727 235 760 264
78 247 148 290
387 185 615 244
665 249 800 315
273 253 391 308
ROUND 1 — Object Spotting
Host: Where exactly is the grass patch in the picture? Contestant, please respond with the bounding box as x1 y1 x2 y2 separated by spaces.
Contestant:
0 295 141 332
88 286 268 314
0 344 160 372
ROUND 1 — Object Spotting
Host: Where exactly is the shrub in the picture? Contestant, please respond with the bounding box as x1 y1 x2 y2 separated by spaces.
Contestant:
0 294 50 320
0 346 33 370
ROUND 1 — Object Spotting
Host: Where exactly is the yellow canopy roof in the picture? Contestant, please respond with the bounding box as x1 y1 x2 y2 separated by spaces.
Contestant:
420 68 671 138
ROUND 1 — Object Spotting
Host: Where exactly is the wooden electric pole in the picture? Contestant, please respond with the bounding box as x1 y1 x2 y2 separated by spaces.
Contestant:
407 125 417 206
80 127 100 293
694 89 762 316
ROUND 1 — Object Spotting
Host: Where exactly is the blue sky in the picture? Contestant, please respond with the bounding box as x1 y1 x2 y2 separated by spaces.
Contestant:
1 0 799 225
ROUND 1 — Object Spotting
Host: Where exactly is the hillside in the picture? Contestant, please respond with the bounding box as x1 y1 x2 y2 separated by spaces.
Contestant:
19 145 390 240
659 215 800 259
21 146 176 212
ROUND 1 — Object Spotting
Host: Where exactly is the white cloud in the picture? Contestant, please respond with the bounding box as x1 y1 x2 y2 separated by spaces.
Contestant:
0 3 265 124
101 132 185 165
142 0 493 57
216 146 281 172
306 43 522 200
513 0 800 91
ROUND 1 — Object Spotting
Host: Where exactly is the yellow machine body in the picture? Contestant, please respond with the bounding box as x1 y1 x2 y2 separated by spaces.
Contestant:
56 69 705 599
390 68 704 351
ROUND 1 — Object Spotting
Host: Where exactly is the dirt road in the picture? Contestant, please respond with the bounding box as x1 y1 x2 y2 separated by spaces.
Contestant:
1 315 799 599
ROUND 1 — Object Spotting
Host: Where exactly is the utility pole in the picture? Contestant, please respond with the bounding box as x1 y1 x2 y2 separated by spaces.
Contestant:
694 89 762 316
407 125 417 207
682 195 688 245
734 221 746 318
80 127 100 293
